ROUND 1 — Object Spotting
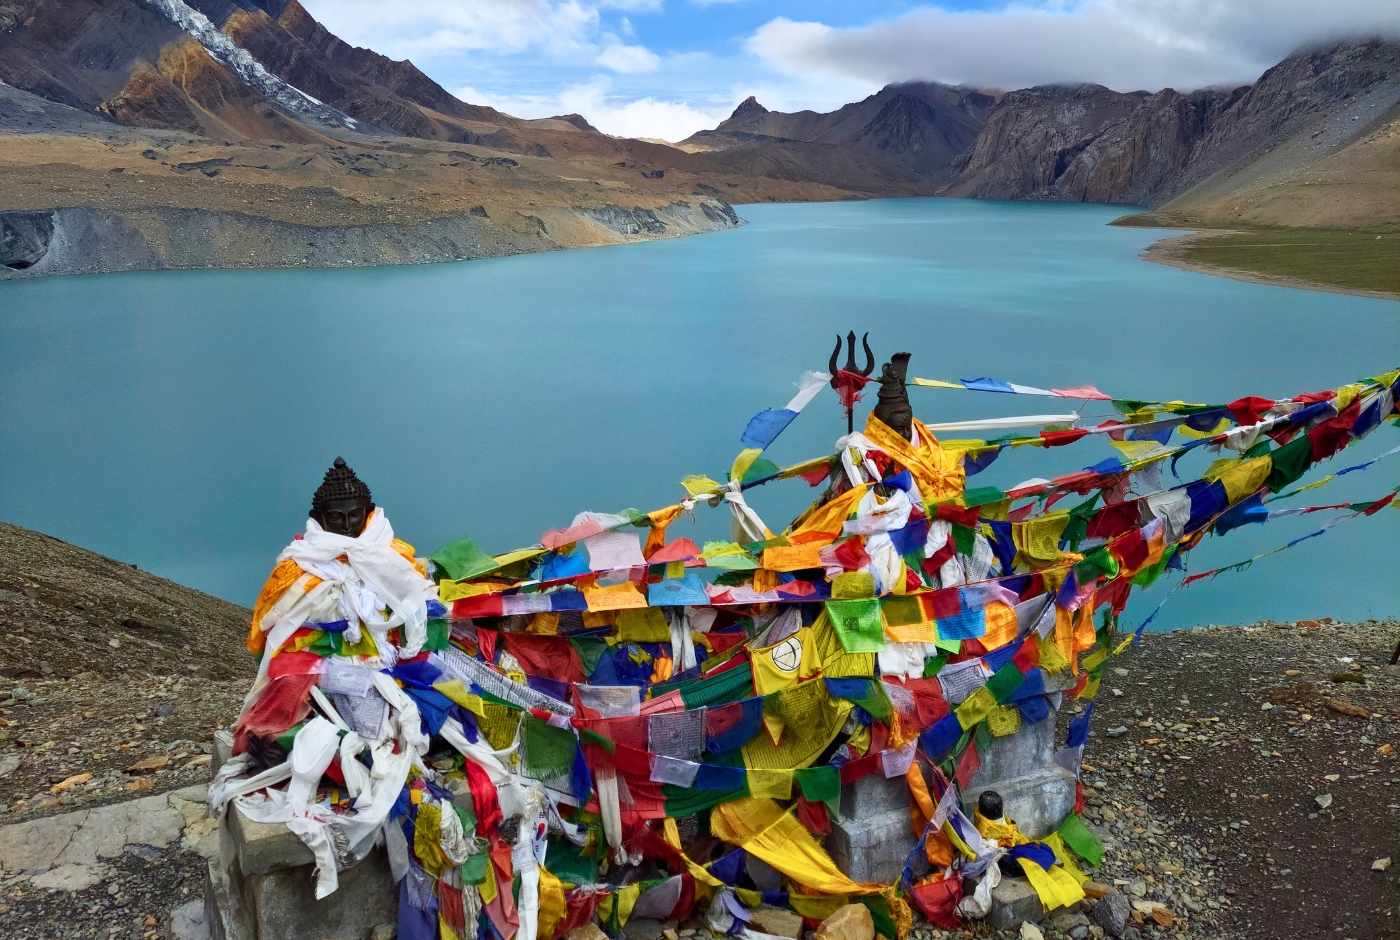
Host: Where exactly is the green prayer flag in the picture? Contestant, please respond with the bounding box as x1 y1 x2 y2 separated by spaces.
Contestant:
544 837 596 886
617 508 650 526
951 523 976 556
1266 435 1313 492
1131 546 1176 587
794 765 841 803
964 486 1007 508
431 536 498 581
825 598 886 653
741 456 782 485
1074 546 1120 584
1058 812 1105 867
1061 494 1100 548
424 618 451 652
986 662 1026 703
678 662 754 709
923 654 948 678
857 895 897 940
520 714 577 782
460 852 490 885
569 637 609 677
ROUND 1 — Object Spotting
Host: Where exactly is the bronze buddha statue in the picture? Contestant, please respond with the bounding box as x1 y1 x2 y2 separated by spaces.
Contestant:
310 457 375 537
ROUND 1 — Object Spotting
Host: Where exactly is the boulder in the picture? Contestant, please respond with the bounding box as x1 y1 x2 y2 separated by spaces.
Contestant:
748 906 804 939
814 904 874 940
566 926 609 940
1092 892 1132 938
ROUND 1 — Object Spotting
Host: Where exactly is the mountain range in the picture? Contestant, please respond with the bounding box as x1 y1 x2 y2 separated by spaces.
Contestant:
1 0 1397 277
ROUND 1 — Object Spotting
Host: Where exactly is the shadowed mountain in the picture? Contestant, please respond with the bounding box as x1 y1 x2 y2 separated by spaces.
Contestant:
679 83 998 191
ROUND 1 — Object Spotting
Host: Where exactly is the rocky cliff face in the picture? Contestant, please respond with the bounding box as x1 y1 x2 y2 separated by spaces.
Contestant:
1163 38 1400 202
943 39 1400 208
943 83 1241 203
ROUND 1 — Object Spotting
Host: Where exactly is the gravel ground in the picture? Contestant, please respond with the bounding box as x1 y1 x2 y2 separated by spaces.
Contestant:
0 674 249 823
0 833 208 940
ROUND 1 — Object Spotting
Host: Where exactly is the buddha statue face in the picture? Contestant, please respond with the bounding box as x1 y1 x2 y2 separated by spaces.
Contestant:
315 496 371 537
310 457 375 538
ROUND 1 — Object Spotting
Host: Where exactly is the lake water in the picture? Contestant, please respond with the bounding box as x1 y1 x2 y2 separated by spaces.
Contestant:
2 198 1398 631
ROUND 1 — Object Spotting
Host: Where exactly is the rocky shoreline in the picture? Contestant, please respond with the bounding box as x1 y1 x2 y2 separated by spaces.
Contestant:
0 200 743 281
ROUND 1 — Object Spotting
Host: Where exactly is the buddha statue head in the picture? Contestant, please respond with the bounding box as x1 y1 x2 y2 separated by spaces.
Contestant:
310 457 375 537
871 352 914 440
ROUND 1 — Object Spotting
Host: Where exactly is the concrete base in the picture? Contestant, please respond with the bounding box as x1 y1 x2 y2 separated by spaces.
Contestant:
206 809 398 940
963 715 1076 839
828 775 916 884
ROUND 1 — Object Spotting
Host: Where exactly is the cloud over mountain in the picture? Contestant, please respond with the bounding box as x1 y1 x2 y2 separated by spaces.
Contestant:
748 0 1400 93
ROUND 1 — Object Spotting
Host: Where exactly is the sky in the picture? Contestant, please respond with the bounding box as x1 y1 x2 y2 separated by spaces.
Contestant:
299 1 1400 142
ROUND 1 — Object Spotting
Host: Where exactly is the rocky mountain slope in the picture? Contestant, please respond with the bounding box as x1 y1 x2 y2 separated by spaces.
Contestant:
0 0 757 277
947 39 1400 214
679 83 998 190
0 522 250 680
677 39 1400 225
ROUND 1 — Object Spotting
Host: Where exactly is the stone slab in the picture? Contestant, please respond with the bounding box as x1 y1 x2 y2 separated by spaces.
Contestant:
228 803 315 875
0 809 88 873
827 808 916 884
0 789 186 891
989 877 1044 932
212 730 234 777
838 772 910 820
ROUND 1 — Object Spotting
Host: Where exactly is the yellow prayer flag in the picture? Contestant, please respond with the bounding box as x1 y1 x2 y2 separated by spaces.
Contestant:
583 581 649 612
680 474 723 496
439 580 495 603
762 543 825 572
1013 511 1070 566
747 768 794 800
432 679 485 715
1217 456 1272 504
956 685 997 730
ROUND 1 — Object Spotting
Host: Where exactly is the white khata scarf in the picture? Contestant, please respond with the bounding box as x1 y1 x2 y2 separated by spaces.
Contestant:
252 511 438 696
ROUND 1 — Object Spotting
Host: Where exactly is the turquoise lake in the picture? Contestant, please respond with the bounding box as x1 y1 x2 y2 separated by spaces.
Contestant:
1 197 1398 631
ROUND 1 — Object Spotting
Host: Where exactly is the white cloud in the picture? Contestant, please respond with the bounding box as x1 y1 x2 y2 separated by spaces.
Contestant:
301 0 602 60
598 43 662 73
459 80 729 141
748 1 1400 93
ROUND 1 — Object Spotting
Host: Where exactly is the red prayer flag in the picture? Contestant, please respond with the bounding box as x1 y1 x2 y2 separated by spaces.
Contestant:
954 741 981 789
1040 428 1090 447
1228 395 1276 426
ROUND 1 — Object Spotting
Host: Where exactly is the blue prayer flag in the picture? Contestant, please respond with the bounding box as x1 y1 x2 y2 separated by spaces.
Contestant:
740 408 799 450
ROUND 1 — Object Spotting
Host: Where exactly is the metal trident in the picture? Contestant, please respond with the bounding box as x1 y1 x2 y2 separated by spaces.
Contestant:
829 331 875 434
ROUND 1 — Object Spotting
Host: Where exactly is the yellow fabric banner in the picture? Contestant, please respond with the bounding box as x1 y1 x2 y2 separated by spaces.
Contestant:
864 414 966 503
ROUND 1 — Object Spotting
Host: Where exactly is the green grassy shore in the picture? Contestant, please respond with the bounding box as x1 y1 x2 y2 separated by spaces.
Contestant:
1114 213 1400 297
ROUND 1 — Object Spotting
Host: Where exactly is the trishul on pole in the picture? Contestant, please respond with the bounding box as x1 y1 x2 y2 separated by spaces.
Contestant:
829 331 875 435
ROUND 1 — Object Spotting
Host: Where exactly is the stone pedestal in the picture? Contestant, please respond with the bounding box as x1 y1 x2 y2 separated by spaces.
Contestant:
206 731 406 939
205 799 399 940
827 774 917 884
960 712 1077 839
